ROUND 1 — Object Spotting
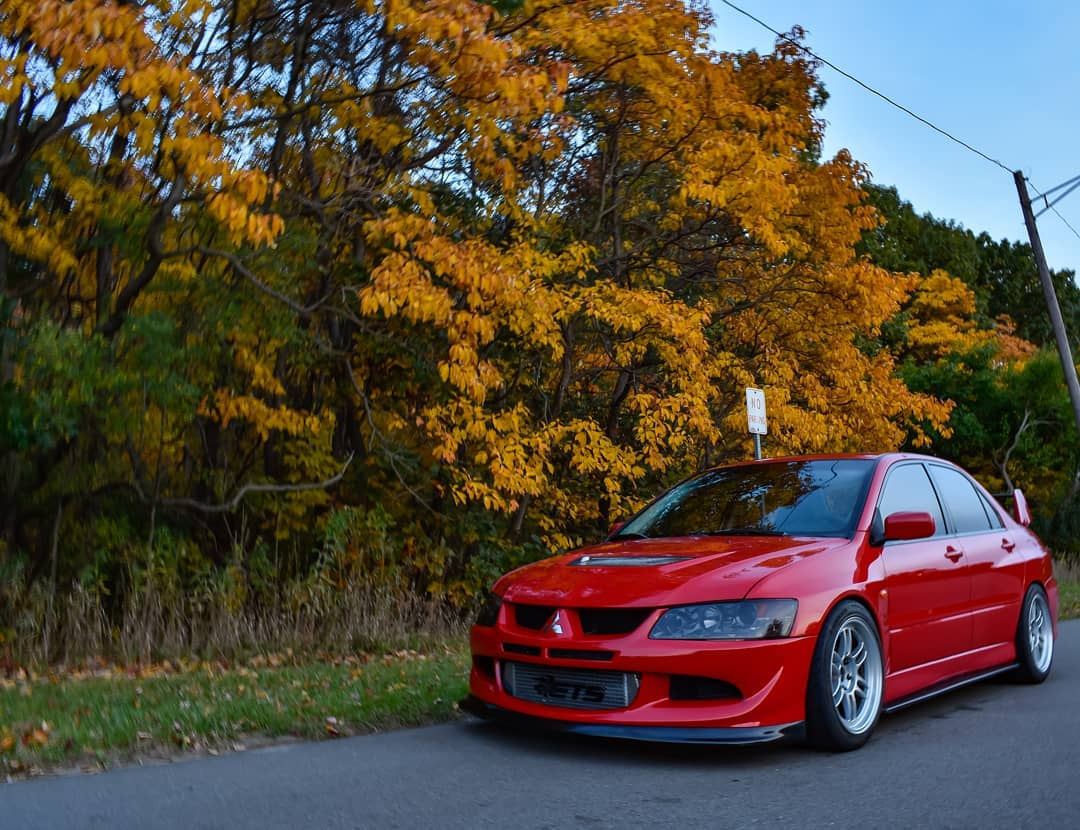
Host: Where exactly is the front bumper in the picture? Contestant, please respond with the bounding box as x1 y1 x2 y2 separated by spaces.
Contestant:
468 616 817 735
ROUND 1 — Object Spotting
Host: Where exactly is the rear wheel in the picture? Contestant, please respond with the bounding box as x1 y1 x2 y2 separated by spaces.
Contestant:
1013 583 1053 683
805 601 884 751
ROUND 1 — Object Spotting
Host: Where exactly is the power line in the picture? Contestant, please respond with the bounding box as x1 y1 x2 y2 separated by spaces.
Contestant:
716 0 1014 175
1034 172 1080 200
1050 206 1080 247
718 1 1080 255
1034 177 1080 219
1028 177 1080 247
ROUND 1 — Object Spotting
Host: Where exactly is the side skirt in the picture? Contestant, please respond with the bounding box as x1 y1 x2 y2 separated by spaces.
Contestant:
882 663 1019 714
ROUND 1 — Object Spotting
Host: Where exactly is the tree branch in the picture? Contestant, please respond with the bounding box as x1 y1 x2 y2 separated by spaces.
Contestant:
198 246 334 315
131 454 354 514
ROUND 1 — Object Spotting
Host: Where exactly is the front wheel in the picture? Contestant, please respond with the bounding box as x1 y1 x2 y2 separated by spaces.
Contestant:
805 601 884 751
1013 583 1053 683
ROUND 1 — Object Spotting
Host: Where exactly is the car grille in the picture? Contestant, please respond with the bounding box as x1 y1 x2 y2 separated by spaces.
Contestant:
501 661 640 711
578 608 652 635
547 648 615 662
511 604 654 634
513 604 556 630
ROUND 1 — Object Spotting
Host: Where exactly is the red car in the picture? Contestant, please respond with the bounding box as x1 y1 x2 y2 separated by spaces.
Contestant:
463 453 1058 750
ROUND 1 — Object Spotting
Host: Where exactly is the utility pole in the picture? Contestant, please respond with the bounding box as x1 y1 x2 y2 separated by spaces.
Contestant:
1014 170 1080 436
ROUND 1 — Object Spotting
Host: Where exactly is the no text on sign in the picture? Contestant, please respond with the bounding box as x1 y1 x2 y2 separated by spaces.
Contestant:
746 387 767 435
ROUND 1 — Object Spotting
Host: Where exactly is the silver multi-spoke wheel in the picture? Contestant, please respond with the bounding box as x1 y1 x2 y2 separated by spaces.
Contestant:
829 614 883 735
807 601 883 750
1027 589 1053 675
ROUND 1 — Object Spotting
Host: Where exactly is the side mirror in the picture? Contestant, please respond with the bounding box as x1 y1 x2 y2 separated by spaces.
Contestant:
608 520 626 537
883 511 936 542
1012 488 1032 527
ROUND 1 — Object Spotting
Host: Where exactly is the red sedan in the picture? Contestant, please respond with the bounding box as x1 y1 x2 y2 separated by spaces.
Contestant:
463 453 1057 750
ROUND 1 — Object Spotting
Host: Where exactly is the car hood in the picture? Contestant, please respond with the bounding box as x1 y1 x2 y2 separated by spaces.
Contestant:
495 535 847 608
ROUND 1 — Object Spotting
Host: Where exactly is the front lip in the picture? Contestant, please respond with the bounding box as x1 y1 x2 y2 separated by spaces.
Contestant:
460 695 804 745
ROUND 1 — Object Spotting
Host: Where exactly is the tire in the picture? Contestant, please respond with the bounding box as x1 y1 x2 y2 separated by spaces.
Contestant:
1013 583 1054 683
805 600 884 751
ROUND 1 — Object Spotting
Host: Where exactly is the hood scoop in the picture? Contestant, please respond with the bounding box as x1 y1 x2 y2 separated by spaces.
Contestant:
570 554 693 567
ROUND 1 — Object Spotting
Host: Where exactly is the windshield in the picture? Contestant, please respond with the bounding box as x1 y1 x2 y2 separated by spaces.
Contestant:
613 459 875 540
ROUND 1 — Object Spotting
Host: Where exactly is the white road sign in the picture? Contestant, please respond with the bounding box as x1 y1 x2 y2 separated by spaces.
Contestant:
746 387 767 435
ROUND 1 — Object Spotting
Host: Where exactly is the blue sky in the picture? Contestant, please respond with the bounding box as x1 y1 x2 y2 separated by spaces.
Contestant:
708 0 1080 274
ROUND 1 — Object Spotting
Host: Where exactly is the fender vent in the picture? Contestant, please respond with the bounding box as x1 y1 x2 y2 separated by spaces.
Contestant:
669 675 742 701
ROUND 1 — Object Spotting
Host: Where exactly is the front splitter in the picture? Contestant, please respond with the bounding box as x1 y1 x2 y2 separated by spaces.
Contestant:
460 695 804 745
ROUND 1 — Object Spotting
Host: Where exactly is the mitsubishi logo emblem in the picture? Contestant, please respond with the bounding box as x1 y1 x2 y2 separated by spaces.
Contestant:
545 610 565 635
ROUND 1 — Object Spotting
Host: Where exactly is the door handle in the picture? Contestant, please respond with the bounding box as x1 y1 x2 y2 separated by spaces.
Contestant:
944 546 963 563
1001 538 1016 552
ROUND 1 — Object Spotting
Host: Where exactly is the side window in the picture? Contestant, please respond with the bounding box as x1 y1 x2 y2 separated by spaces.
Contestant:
877 464 946 537
927 466 994 534
978 492 1005 529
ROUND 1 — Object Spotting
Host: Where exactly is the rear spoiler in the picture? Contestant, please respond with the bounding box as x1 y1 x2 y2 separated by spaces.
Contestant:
992 488 1032 527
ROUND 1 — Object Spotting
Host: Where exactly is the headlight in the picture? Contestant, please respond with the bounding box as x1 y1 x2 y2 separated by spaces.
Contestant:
475 591 503 627
649 599 797 640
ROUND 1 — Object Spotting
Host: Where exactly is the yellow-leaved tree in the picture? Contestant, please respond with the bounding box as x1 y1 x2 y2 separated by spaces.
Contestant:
1 0 960 619
313 2 954 560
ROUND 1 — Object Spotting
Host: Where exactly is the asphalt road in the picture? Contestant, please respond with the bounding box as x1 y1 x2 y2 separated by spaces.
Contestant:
5 620 1079 830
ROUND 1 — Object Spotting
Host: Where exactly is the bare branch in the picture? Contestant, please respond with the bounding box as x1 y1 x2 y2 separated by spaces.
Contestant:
198 246 334 315
994 407 1052 492
131 454 354 514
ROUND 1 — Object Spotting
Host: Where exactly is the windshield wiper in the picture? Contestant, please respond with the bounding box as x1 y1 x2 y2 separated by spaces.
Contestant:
611 531 651 540
694 527 785 537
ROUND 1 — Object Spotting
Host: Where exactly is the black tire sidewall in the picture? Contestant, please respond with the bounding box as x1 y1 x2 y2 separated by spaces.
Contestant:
805 600 883 751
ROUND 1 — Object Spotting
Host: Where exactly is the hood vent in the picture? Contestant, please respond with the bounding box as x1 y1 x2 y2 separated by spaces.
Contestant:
570 555 692 567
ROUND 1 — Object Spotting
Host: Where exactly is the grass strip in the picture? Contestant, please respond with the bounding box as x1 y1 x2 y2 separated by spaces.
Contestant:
1 644 469 777
1059 579 1080 622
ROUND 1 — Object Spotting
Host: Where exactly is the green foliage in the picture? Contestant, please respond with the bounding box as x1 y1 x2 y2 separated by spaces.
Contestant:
16 322 109 449
482 0 526 12
901 349 1076 488
864 183 1080 549
860 185 1080 346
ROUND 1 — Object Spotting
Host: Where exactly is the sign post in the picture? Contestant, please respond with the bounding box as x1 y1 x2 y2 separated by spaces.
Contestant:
746 387 767 460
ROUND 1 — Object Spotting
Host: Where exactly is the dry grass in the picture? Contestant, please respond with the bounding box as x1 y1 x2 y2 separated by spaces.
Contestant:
1054 557 1080 582
1 576 464 669
1054 557 1080 621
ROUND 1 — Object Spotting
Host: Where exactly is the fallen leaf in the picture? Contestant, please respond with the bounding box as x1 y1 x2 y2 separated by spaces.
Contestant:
22 728 49 747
